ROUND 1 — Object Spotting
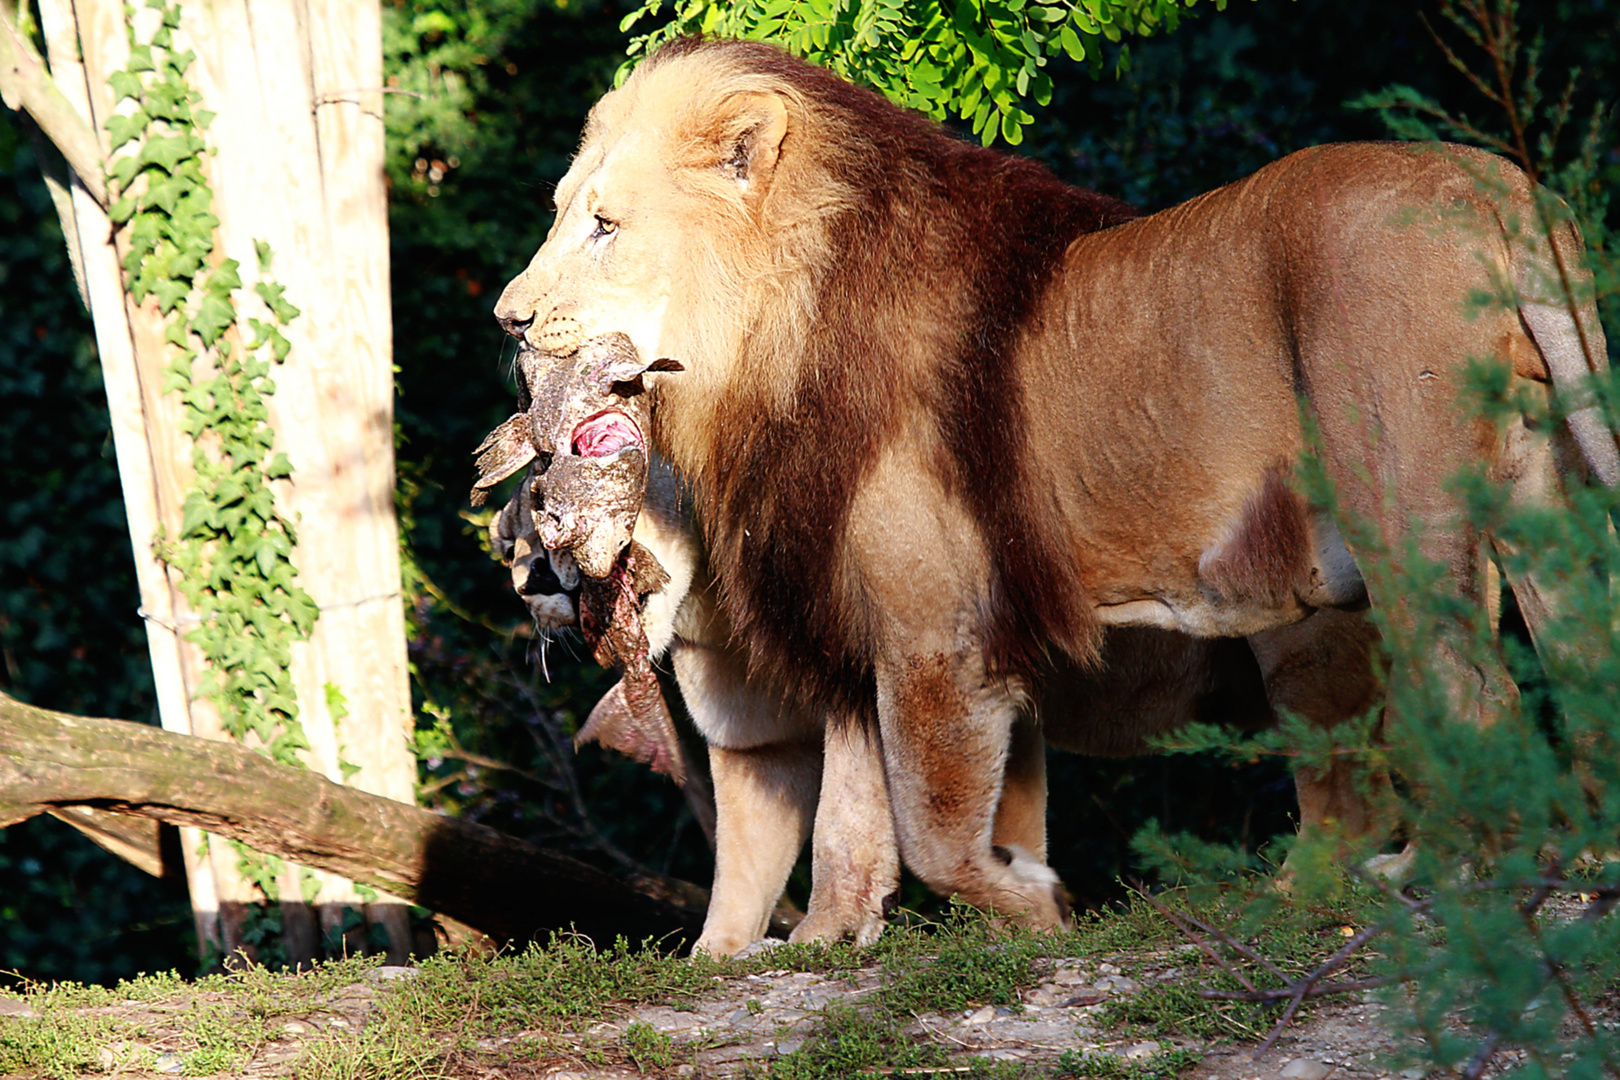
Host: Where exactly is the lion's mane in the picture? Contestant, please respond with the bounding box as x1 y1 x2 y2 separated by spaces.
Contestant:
637 40 1136 715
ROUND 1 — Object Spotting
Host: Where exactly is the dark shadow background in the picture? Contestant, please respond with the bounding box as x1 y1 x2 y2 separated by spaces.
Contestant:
1 0 1614 982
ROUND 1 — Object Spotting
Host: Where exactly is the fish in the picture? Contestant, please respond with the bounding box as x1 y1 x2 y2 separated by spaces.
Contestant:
470 332 689 783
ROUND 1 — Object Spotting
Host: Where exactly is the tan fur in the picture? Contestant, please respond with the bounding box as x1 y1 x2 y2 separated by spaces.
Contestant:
497 40 1611 933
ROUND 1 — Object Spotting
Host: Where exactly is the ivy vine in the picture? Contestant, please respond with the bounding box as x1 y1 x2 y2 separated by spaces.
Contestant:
105 0 316 766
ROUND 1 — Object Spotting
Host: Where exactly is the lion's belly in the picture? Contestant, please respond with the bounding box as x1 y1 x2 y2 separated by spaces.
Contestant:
1087 507 1365 638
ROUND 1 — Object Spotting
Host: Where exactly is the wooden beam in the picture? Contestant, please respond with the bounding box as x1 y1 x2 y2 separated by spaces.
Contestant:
0 2 107 205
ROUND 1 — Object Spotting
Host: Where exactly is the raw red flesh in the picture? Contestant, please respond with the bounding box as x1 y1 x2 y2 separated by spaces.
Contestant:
572 411 643 458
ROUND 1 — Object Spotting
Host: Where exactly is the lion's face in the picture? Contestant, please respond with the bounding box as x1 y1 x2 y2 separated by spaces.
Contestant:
495 53 794 390
497 124 682 364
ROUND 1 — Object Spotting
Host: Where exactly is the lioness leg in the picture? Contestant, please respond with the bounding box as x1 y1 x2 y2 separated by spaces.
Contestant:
791 718 900 946
877 651 1067 929
992 714 1048 863
1247 609 1390 848
676 642 822 957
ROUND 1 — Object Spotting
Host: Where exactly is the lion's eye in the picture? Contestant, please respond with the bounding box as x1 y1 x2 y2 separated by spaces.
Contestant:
591 215 618 239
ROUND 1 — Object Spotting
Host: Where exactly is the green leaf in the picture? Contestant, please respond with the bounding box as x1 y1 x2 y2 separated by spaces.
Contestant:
193 293 237 347
109 154 142 189
108 70 145 105
211 259 244 295
105 110 150 151
1000 108 1024 145
153 278 190 314
411 10 457 35
139 135 198 174
1058 22 1086 60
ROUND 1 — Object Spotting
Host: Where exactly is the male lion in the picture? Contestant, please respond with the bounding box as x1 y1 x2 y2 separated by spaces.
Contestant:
495 39 1614 932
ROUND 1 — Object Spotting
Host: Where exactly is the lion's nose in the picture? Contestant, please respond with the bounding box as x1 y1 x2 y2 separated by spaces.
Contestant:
497 311 535 339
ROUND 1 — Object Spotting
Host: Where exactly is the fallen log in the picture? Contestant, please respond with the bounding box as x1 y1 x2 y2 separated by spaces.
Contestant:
0 691 706 947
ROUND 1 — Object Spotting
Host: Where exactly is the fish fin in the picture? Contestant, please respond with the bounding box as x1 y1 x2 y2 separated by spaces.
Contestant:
575 674 688 786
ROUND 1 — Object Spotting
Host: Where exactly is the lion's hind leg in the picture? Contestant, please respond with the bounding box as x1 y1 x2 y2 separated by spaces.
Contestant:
1248 609 1392 870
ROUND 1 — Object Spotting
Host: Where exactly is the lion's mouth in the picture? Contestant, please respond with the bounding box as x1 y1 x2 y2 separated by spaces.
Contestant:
571 410 643 457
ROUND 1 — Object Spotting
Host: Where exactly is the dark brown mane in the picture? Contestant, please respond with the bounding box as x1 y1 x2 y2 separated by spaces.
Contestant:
657 40 1136 714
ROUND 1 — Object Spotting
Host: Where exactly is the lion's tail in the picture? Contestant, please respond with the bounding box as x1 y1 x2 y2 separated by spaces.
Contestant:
1513 200 1619 488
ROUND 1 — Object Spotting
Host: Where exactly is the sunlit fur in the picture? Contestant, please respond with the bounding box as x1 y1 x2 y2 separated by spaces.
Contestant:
589 41 1140 716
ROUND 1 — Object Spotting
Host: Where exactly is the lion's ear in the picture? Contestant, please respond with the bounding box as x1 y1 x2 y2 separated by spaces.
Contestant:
714 91 789 200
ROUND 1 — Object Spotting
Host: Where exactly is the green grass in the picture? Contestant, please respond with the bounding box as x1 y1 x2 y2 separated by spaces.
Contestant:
0 895 1375 1079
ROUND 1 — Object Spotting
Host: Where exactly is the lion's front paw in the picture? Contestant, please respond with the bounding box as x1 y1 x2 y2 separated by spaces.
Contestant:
788 890 894 948
989 844 1072 931
692 929 757 959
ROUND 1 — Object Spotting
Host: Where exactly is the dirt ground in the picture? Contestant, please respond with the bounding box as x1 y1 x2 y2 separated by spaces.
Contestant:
0 945 1423 1079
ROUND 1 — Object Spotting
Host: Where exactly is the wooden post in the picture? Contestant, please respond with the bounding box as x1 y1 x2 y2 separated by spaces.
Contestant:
32 0 417 965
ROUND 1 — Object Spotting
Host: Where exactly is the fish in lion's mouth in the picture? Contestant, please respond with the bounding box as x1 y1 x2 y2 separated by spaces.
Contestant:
571 409 643 458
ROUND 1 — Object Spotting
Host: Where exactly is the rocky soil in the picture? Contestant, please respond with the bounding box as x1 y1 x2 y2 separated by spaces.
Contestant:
0 946 1421 1079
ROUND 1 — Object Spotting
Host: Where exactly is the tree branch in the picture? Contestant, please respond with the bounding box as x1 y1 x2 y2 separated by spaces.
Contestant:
0 2 107 207
0 691 707 947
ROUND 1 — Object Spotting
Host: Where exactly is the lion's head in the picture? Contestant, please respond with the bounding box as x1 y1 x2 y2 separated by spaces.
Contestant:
495 41 866 435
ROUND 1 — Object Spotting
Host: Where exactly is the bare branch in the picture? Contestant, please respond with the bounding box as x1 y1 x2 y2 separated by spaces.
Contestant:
1132 886 1261 994
1199 976 1399 1003
0 4 106 206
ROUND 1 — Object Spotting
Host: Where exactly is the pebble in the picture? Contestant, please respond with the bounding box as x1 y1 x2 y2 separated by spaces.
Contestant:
675 1067 697 1077
1280 1058 1333 1080
1124 1041 1161 1060
966 1005 996 1025
282 1020 312 1035
734 938 790 959
367 966 417 982
155 1052 184 1074
1098 962 1121 975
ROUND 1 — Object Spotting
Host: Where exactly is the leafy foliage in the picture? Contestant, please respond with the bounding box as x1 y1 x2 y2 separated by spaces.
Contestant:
104 0 316 764
619 0 1240 145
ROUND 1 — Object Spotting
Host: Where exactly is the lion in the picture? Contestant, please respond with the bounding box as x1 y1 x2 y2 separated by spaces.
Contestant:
493 38 1614 933
496 453 1381 955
